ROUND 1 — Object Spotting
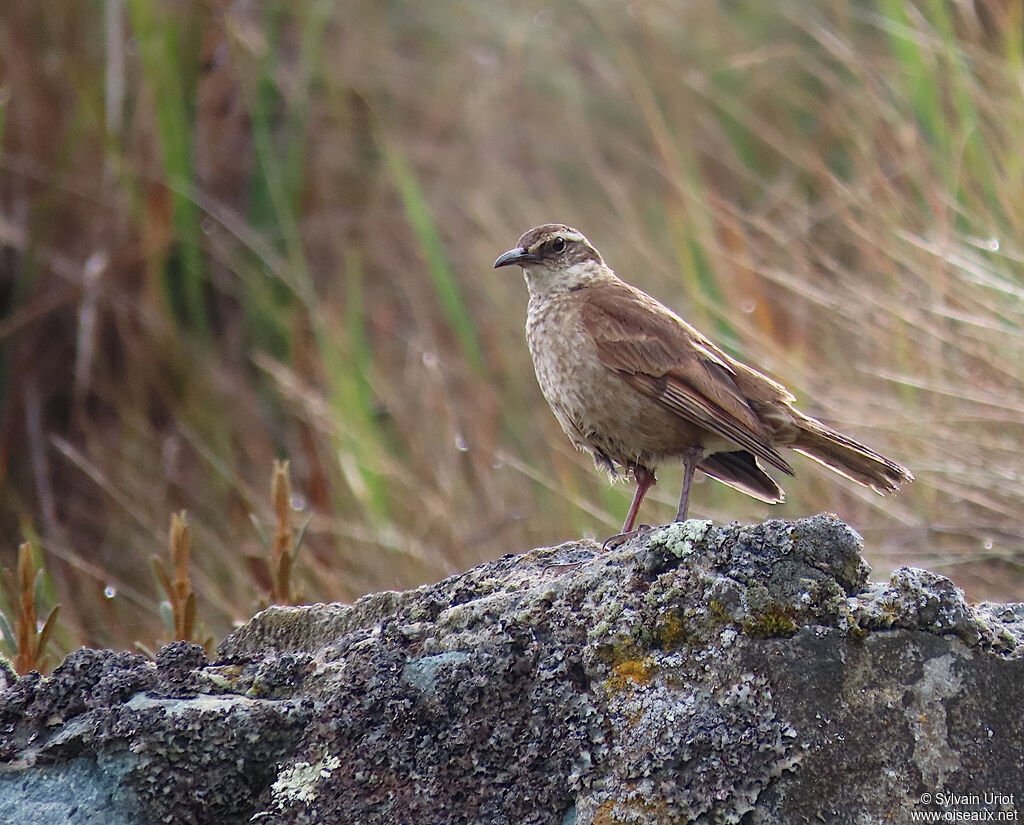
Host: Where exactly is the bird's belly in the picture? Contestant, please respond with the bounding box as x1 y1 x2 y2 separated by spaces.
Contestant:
527 302 716 468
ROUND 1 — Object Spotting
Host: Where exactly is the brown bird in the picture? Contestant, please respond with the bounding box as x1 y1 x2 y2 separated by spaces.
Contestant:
494 223 913 541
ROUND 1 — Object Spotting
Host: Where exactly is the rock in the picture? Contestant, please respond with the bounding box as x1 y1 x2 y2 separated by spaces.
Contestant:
1 514 1021 824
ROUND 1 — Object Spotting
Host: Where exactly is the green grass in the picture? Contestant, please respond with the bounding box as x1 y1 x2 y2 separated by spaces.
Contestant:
323 249 392 520
127 0 207 335
380 135 486 375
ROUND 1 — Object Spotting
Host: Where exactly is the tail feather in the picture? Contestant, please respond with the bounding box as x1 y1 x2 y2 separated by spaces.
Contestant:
699 451 785 504
792 415 913 495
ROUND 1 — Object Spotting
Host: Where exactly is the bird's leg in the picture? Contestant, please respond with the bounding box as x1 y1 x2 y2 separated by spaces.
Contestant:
602 466 656 550
623 465 655 533
675 449 701 522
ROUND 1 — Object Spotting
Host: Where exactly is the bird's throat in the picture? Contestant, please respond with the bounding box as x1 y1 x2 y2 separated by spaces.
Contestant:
522 260 612 300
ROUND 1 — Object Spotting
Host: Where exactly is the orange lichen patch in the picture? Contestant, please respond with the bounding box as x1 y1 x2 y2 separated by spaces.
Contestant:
594 797 669 824
607 657 657 693
593 801 621 825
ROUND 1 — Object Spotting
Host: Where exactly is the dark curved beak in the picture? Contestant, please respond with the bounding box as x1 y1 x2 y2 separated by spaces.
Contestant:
493 247 536 268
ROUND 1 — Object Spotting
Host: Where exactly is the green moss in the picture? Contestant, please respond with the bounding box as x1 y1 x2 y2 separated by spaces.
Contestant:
742 604 798 639
848 625 870 643
594 641 643 667
708 599 732 625
653 609 692 650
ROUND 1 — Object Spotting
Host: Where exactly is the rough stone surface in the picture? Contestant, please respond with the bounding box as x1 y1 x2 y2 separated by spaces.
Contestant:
1 515 1022 824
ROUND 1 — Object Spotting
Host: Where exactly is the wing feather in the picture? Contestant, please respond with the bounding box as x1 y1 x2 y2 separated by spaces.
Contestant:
581 282 795 477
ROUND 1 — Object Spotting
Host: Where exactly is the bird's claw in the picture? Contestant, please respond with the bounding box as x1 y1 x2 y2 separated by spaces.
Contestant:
602 523 653 550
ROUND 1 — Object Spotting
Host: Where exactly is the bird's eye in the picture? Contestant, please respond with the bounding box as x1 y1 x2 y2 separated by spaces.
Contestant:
551 237 566 253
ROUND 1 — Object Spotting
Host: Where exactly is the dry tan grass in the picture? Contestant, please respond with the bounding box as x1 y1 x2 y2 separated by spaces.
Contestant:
1 0 1023 656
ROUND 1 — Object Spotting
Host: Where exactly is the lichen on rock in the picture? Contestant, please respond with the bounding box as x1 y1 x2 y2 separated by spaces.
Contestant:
1 515 1022 825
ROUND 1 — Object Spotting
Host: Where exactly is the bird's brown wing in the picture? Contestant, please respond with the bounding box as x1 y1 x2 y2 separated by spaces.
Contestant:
580 282 795 477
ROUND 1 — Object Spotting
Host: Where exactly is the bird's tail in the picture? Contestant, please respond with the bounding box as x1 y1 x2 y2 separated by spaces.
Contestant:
791 414 913 495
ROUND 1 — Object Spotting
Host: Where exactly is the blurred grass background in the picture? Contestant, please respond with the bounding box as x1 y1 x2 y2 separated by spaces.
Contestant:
2 0 1023 654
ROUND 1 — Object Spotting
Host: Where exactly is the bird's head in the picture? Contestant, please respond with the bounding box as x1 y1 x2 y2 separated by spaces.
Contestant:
494 224 608 297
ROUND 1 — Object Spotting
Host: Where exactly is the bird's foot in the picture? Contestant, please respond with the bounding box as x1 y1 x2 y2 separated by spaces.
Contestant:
541 560 587 573
602 524 653 550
